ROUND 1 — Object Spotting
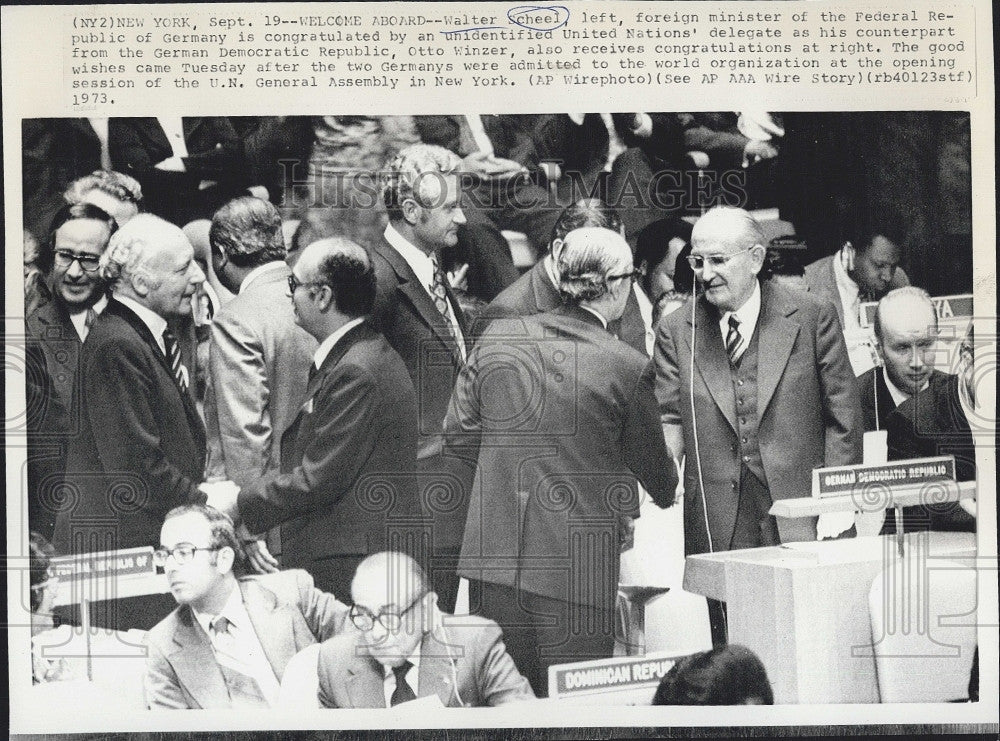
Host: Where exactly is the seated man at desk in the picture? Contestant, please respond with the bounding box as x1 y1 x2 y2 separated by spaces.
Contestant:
143 504 350 708
278 551 535 708
885 327 978 533
858 287 952 434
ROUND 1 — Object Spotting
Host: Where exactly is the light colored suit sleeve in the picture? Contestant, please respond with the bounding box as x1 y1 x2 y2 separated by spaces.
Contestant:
143 638 190 709
291 569 351 642
210 308 271 488
815 298 864 467
474 624 536 705
653 315 684 427
277 644 321 709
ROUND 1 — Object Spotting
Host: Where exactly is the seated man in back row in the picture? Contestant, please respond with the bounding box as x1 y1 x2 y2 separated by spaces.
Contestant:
278 551 535 708
144 504 350 709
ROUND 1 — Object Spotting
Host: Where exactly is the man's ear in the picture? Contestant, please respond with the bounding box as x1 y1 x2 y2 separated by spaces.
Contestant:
130 268 152 298
401 198 421 226
216 545 236 575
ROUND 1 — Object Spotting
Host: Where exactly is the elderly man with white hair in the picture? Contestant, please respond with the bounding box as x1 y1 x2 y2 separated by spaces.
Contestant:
54 215 213 618
444 226 678 696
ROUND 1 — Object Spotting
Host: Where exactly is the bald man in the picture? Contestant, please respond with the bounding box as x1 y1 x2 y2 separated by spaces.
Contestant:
278 551 534 708
858 286 951 433
237 238 422 600
653 207 861 643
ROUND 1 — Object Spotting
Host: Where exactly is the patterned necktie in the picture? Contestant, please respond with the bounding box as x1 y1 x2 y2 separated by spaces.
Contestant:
210 616 269 708
725 315 744 365
390 660 417 706
428 254 457 343
162 328 189 393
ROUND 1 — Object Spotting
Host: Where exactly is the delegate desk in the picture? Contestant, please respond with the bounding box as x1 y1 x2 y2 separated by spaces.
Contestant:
684 528 976 704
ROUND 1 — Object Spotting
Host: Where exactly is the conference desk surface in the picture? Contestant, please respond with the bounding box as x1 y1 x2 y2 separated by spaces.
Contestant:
684 531 977 704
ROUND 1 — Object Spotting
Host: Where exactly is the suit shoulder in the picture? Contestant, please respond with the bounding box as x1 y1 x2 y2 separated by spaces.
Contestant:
145 607 184 648
802 255 834 287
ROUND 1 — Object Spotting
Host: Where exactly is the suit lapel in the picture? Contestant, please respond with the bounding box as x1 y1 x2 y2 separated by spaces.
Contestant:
240 580 296 679
756 283 800 419
417 629 460 706
688 300 738 433
170 608 231 709
376 238 466 359
346 654 388 708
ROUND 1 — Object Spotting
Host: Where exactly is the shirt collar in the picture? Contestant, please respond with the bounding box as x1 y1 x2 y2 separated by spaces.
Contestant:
882 367 927 407
313 317 365 370
239 261 287 295
579 305 609 329
720 279 762 336
113 293 168 346
384 224 435 288
192 580 242 637
67 293 108 317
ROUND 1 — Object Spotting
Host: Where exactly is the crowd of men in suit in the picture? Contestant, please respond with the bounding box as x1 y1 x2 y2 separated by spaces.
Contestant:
22 113 978 708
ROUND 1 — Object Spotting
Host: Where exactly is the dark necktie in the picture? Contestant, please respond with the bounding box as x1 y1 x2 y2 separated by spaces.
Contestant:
725 315 743 365
162 328 188 393
308 363 319 384
390 660 417 706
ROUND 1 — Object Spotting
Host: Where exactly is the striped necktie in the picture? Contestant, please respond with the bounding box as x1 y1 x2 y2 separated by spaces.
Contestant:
162 328 188 393
725 315 744 365
428 254 457 343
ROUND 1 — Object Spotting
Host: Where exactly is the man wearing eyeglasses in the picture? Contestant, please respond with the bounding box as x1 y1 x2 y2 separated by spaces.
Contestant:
144 504 350 709
653 206 861 645
236 237 422 602
26 202 118 539
445 227 678 696
277 551 534 708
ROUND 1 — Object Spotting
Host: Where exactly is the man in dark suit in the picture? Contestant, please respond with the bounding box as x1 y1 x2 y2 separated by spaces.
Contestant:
476 198 652 356
144 504 350 708
206 196 317 570
653 207 862 645
277 551 534 708
416 114 609 300
26 203 117 539
237 237 421 601
857 287 950 433
446 227 678 696
369 144 472 613
109 116 251 227
55 214 210 557
884 327 977 533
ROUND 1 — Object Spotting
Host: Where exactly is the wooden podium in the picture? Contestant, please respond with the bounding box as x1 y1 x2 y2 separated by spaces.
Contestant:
684 531 976 703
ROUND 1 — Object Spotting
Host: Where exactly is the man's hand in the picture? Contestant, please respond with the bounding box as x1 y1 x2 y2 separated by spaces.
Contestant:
461 152 524 178
743 139 779 161
236 523 280 573
199 479 240 519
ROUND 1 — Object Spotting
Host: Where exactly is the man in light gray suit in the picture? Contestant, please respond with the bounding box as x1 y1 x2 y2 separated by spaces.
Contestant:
207 196 317 570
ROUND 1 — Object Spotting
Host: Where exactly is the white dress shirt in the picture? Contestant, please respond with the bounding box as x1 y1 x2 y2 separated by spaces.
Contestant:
68 294 107 341
193 584 281 707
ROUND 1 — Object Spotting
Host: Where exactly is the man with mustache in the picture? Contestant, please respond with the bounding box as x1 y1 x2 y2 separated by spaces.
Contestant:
653 206 862 645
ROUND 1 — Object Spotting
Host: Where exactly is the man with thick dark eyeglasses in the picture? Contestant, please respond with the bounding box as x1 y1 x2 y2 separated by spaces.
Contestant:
143 504 349 709
26 202 118 539
276 551 534 708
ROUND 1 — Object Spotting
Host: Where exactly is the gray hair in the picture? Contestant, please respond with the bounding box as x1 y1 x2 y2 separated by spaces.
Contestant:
382 143 462 221
557 227 631 303
691 206 766 252
99 213 188 287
